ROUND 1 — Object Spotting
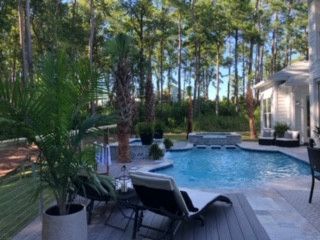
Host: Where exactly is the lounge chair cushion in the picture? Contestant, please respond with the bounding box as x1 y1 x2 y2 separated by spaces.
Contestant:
130 171 189 215
131 171 226 218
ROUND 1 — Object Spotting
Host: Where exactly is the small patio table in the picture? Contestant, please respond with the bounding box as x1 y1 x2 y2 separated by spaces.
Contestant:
104 183 138 231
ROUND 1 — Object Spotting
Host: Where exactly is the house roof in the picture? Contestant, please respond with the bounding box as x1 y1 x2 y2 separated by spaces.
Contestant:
254 61 309 89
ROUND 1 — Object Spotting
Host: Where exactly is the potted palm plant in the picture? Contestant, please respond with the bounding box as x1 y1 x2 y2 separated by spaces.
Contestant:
0 52 115 240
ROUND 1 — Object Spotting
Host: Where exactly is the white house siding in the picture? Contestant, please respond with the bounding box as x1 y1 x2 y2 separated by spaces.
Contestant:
308 0 320 137
276 85 291 125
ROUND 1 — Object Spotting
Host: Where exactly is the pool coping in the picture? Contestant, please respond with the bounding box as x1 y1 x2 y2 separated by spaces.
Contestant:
236 143 309 164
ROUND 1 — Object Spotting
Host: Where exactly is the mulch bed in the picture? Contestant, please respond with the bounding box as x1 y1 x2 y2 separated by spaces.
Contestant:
0 144 39 177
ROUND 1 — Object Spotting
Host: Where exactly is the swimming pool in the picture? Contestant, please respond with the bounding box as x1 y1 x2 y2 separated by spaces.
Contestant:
154 148 310 189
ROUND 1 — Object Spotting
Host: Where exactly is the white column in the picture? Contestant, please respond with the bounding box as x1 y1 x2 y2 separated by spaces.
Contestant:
308 0 320 138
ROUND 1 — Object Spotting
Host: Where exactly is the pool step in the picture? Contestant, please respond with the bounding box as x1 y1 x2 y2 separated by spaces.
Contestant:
196 145 207 149
225 145 237 149
211 145 222 149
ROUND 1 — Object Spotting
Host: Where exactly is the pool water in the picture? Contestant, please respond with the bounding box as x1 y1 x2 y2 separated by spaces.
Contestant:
155 148 310 189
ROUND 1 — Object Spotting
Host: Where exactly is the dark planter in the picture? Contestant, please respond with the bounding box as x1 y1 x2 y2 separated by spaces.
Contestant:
154 131 163 139
140 133 153 145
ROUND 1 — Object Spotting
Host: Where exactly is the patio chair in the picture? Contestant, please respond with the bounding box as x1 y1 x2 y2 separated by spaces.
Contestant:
258 128 275 145
73 175 113 224
307 146 320 203
275 130 300 147
130 171 232 239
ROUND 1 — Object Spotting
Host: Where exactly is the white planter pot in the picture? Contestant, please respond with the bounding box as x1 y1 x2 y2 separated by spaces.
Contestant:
42 204 87 240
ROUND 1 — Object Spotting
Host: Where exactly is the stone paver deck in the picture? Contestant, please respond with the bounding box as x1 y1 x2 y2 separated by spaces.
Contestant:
238 141 309 163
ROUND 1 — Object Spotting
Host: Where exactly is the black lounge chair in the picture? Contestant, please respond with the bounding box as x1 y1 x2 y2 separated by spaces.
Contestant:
130 171 232 239
275 130 300 147
258 128 275 145
307 146 320 203
73 175 114 224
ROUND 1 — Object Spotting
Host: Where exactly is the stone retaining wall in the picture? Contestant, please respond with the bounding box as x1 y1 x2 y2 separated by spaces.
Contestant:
188 132 241 145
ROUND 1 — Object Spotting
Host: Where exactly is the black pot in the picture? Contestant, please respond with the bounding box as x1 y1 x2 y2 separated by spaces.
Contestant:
154 131 163 139
140 133 153 145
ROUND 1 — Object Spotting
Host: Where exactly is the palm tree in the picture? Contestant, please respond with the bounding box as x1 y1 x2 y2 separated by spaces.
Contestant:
107 34 135 163
0 51 115 215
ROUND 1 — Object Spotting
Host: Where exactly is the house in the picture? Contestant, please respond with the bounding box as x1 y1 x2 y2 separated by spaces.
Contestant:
308 0 320 139
254 61 310 143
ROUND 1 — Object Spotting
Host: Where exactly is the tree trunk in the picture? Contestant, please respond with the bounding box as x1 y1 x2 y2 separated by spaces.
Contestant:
215 45 220 115
248 38 254 85
246 86 257 139
18 0 28 86
89 0 96 114
138 13 145 101
115 57 134 163
89 0 95 65
227 64 231 103
242 42 246 96
177 13 182 103
271 14 278 74
187 87 193 139
145 49 155 123
25 0 32 80
160 39 164 105
247 37 257 139
193 42 198 113
167 66 172 100
117 124 131 162
234 28 239 111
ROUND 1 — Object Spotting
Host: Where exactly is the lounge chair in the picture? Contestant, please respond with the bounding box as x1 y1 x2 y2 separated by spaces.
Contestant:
307 146 320 203
130 171 232 239
73 175 113 224
258 128 275 145
275 130 300 147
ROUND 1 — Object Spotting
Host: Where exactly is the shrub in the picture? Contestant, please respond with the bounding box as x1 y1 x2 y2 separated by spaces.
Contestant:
274 122 290 137
163 138 173 150
135 122 154 136
149 144 164 160
154 121 164 139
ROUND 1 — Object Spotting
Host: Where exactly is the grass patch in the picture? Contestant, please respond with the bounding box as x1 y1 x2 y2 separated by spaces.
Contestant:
0 169 53 239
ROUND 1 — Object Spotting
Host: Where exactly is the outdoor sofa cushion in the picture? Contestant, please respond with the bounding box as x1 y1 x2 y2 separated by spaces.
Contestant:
262 129 274 138
275 131 300 147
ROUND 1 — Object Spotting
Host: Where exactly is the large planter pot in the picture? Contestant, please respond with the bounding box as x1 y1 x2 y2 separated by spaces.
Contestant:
140 133 153 145
42 204 87 240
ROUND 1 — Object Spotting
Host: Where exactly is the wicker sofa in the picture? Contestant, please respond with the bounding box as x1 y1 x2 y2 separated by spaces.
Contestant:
258 129 276 145
275 130 300 147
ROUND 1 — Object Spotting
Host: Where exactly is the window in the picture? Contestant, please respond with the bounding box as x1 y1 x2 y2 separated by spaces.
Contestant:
263 98 272 128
